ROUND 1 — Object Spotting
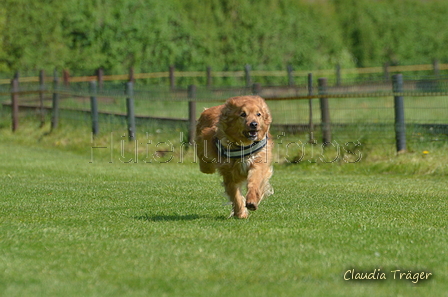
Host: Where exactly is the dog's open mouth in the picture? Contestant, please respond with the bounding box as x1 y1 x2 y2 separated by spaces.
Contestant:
245 130 258 140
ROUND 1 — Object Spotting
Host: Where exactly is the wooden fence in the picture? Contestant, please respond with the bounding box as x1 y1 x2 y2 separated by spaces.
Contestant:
1 61 447 88
5 70 445 153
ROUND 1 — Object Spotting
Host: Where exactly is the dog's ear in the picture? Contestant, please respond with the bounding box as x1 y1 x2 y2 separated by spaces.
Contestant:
261 100 272 126
218 101 233 130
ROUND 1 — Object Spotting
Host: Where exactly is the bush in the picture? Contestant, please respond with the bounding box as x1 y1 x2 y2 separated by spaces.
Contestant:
1 0 448 77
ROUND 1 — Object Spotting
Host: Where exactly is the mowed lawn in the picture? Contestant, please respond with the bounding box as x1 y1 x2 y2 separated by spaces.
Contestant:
0 143 447 297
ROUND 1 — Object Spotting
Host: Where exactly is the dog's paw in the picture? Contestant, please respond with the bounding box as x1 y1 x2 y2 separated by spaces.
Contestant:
246 202 258 211
236 209 249 219
229 208 249 219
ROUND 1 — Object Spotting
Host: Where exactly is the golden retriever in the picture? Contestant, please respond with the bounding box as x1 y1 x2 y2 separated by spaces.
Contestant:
196 96 273 218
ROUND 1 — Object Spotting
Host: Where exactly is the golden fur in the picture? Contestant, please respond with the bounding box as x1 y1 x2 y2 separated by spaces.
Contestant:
195 96 273 218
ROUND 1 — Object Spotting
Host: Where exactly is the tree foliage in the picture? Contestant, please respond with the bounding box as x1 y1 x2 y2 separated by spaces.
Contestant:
1 0 447 76
334 0 448 67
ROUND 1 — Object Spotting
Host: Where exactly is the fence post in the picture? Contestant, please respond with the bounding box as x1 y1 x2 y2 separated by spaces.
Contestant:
252 83 261 96
126 81 136 141
51 69 59 131
97 68 104 92
11 72 19 132
90 81 99 136
38 70 46 127
392 74 406 153
287 64 294 86
63 69 70 86
169 65 175 90
318 77 331 144
433 59 440 76
206 66 212 87
129 67 135 84
308 73 315 143
335 64 341 86
188 85 197 144
245 64 252 87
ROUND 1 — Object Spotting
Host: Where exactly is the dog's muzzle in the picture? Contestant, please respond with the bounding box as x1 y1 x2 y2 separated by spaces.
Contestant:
245 130 258 140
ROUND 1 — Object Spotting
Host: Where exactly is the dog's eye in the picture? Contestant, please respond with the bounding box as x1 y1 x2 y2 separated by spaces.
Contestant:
257 112 262 117
240 112 247 117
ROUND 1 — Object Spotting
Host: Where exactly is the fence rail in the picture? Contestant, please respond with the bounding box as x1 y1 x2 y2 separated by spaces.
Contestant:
1 61 447 86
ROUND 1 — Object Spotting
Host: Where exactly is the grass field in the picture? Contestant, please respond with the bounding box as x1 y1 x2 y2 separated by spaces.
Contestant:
1 135 447 296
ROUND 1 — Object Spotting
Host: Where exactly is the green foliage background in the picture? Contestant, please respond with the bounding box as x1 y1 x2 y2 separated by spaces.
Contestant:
1 0 448 76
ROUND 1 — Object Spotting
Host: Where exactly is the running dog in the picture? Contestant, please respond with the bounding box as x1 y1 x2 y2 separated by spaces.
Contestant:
195 96 273 218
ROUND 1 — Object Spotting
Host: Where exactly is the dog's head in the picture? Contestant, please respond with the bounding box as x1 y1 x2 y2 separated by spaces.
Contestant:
218 96 272 145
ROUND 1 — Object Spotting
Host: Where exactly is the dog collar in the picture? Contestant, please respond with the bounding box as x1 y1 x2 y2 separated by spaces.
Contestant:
215 136 268 158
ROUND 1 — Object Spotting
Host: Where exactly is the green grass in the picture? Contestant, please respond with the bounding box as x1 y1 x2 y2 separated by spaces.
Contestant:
1 113 447 176
1 139 447 296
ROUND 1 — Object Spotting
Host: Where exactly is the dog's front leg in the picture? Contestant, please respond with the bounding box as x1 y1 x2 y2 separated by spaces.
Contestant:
223 177 248 219
246 165 271 211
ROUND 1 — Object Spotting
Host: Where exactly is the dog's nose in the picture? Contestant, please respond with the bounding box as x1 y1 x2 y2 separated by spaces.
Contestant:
250 121 258 129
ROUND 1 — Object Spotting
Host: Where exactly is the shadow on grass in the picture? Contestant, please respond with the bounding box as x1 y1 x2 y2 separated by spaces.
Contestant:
134 213 227 222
